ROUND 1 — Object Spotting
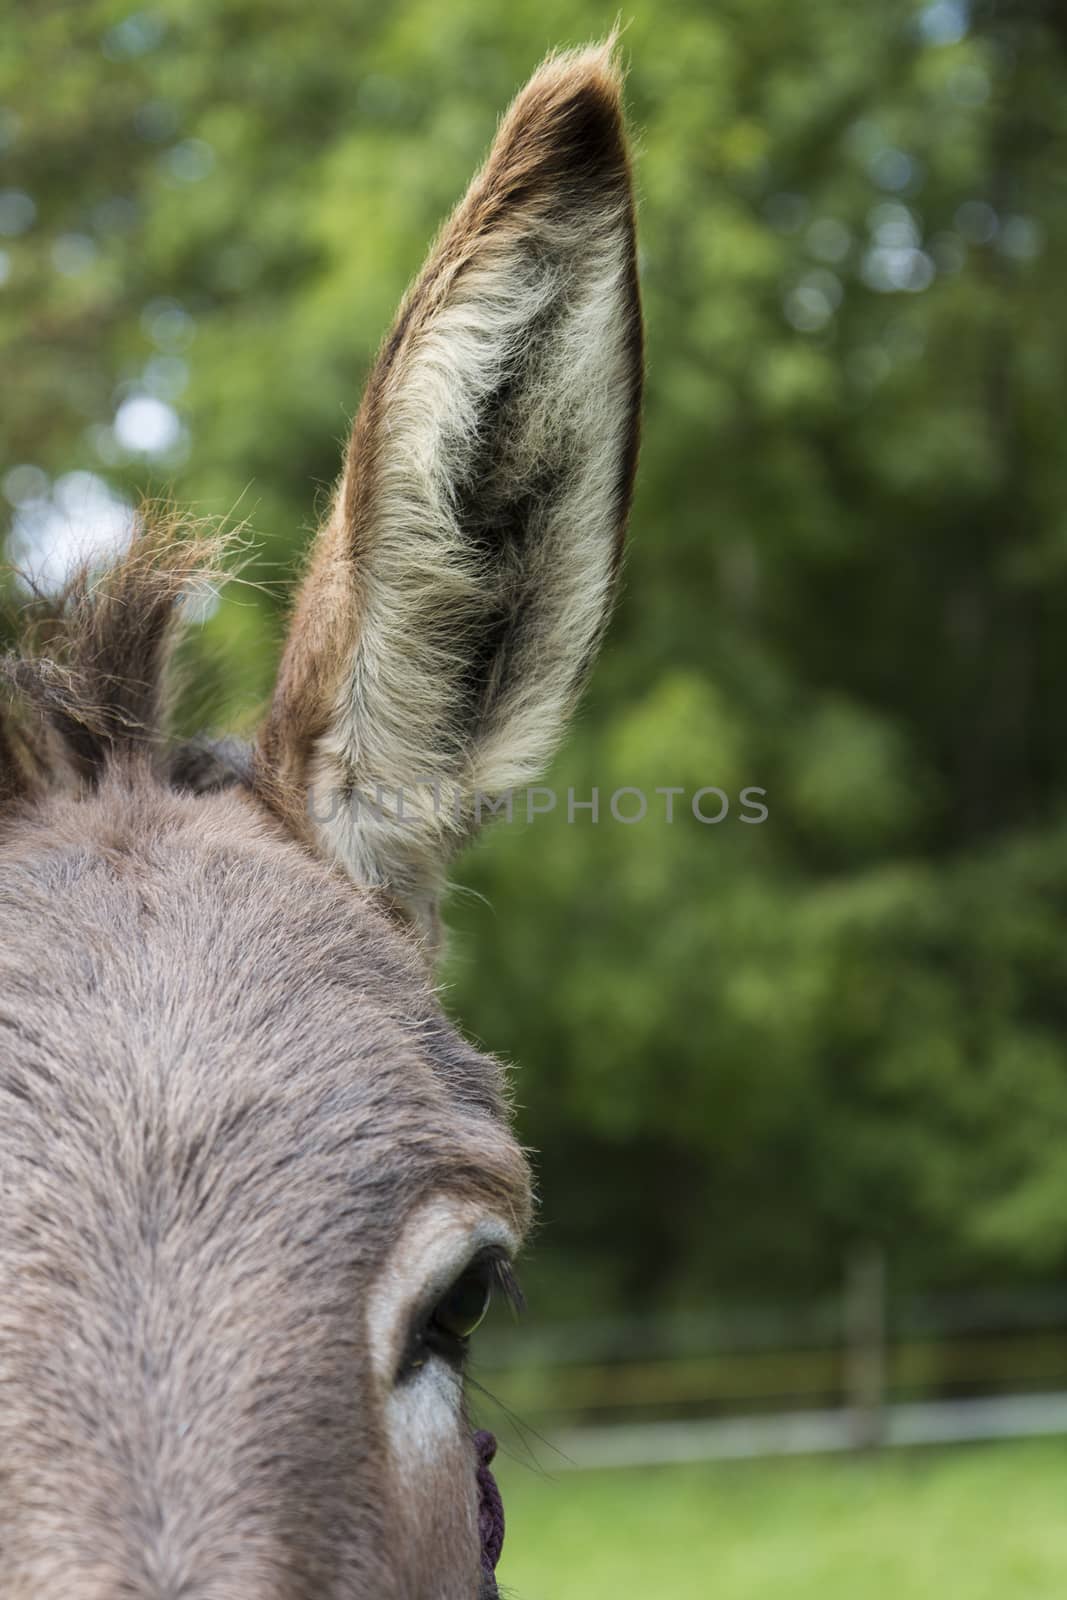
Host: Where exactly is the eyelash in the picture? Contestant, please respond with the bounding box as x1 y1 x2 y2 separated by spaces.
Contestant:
397 1251 524 1382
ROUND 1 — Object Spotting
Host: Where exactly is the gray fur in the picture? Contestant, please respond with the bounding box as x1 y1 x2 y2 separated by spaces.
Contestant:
0 779 528 1597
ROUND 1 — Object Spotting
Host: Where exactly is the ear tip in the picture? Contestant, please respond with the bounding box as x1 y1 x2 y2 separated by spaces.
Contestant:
495 39 634 199
523 37 629 128
543 35 627 94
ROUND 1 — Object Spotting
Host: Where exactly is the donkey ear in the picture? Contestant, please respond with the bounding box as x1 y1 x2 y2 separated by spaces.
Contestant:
258 42 643 944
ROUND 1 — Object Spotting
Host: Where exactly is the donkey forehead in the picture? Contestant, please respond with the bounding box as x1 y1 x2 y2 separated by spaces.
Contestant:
0 781 531 1245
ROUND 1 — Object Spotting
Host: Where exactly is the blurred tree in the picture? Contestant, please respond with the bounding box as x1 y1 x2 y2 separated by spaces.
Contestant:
3 0 1067 1314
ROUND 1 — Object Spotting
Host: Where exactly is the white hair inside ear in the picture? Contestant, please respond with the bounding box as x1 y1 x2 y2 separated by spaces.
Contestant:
260 42 643 952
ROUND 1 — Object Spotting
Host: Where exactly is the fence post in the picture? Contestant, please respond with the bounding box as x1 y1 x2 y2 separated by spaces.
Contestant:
844 1244 887 1450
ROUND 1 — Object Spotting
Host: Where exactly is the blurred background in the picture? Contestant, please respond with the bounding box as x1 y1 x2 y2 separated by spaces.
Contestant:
5 0 1067 1594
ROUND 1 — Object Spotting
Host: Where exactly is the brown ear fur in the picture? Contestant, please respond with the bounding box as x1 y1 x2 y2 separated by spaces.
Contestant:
258 42 643 943
260 43 641 796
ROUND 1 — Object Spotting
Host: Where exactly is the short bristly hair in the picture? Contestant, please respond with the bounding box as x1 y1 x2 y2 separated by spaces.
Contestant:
0 517 234 799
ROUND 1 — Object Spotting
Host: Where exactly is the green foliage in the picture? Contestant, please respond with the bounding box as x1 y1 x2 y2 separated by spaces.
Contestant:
4 0 1067 1310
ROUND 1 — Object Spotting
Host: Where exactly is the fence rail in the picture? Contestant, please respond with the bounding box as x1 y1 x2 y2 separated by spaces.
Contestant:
479 1329 1067 1416
549 1391 1067 1470
473 1266 1067 1465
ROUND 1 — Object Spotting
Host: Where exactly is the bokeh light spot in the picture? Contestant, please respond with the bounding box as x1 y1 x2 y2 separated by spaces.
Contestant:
51 233 98 277
6 471 135 593
918 0 969 46
0 189 36 237
113 395 182 455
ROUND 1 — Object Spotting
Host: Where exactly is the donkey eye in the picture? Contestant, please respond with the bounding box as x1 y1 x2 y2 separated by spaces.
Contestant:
431 1259 493 1342
401 1258 494 1380
398 1251 522 1382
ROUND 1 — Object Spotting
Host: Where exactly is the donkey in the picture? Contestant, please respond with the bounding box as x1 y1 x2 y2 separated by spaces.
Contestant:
0 42 642 1600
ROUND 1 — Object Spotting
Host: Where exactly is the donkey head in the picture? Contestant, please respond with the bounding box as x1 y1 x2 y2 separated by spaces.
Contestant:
0 44 641 1600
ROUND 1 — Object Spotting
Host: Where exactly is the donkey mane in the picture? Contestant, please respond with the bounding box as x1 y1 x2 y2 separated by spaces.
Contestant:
0 517 243 805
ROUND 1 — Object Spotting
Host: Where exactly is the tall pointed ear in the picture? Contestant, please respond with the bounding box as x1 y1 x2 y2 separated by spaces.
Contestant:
258 42 643 947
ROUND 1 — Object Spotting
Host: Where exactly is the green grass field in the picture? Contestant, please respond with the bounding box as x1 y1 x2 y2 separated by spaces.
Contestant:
494 1439 1067 1599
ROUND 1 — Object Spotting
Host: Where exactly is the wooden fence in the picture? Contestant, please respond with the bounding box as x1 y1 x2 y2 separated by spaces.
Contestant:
472 1262 1067 1464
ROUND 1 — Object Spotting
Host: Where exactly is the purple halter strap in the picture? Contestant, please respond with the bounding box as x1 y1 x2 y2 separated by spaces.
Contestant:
474 1429 505 1585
